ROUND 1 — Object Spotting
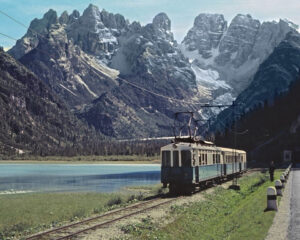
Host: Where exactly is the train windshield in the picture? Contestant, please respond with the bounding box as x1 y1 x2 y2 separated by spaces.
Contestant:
162 151 171 167
181 150 191 167
173 151 179 167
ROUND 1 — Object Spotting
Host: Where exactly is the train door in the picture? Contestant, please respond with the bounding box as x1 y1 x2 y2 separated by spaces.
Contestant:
195 166 199 182
223 153 227 175
193 150 199 183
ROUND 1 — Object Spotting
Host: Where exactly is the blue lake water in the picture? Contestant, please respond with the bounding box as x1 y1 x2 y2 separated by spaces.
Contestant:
0 164 161 194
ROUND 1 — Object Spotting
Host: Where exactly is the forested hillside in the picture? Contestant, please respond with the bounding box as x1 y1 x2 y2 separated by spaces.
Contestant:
0 48 103 155
215 77 300 164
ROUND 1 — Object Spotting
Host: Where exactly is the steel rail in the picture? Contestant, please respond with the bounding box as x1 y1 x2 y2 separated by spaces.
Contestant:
25 197 162 240
57 169 260 239
55 197 179 240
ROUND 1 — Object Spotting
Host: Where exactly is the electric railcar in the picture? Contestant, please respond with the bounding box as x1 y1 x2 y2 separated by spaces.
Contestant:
161 141 247 194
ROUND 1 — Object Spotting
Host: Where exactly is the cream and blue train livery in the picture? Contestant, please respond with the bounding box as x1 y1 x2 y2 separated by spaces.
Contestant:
161 141 247 193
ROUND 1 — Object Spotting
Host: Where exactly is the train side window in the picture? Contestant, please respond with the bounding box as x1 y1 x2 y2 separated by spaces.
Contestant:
173 151 179 167
199 153 202 165
162 151 171 167
181 150 191 167
192 151 197 166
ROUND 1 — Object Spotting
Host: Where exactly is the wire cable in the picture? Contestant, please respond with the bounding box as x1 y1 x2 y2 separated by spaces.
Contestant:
116 75 205 105
0 10 29 30
0 10 47 40
0 32 18 41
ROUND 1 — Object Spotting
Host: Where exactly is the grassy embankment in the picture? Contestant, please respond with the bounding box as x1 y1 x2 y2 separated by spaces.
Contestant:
120 170 283 240
0 155 159 164
0 184 164 240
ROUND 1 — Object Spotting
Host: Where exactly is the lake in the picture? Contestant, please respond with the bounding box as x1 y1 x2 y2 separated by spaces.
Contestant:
0 164 161 194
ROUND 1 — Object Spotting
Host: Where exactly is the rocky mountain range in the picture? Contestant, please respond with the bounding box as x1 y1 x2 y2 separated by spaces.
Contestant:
180 14 298 118
7 4 300 139
212 31 300 132
0 49 103 155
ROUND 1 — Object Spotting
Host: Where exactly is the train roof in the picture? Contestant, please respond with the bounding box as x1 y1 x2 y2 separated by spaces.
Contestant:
161 142 246 154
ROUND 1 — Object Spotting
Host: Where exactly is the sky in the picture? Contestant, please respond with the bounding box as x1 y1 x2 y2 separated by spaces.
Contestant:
0 0 300 50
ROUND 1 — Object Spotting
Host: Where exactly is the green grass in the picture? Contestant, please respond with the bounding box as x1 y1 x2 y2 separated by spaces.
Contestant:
120 170 283 240
125 184 168 195
0 192 145 239
0 171 285 240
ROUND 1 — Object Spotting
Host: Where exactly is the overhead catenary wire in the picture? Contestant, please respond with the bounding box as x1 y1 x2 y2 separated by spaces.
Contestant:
0 10 30 30
0 32 18 41
0 10 49 41
0 31 56 58
116 75 208 105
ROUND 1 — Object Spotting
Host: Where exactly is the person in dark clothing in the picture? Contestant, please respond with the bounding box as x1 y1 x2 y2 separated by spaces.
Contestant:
269 161 275 181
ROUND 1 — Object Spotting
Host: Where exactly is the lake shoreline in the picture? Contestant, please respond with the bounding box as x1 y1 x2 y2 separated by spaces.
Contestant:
0 160 160 164
0 155 160 164
0 163 161 194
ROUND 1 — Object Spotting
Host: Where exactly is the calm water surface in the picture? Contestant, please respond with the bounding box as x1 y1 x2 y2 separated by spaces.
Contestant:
0 164 161 193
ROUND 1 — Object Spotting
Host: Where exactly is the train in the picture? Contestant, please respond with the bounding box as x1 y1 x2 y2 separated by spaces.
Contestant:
161 139 247 194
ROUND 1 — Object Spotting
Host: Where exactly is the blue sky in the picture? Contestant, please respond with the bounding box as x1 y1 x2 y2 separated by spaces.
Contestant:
1 0 299 50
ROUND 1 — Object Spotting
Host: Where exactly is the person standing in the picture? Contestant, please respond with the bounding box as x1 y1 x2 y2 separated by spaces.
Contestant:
269 161 275 181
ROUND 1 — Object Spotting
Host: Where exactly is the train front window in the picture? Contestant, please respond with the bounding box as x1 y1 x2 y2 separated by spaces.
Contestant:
173 151 179 167
162 151 171 167
181 150 191 167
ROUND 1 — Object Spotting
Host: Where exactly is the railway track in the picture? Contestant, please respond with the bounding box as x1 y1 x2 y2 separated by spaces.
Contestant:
25 196 179 240
25 168 261 240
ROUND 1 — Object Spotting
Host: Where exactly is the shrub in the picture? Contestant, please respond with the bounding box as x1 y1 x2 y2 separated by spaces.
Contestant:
106 196 123 207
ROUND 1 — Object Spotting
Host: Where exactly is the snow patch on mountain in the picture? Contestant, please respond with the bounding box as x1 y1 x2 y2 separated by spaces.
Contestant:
179 44 219 65
191 63 231 90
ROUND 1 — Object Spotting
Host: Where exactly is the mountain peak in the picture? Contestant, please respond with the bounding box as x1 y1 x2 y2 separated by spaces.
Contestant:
86 3 99 11
181 13 227 55
281 18 299 32
43 9 58 22
153 12 171 31
193 13 226 28
231 13 260 27
70 10 80 19
82 4 101 19
59 11 69 24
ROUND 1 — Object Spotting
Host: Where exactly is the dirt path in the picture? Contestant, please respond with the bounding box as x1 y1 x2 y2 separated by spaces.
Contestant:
77 181 233 240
